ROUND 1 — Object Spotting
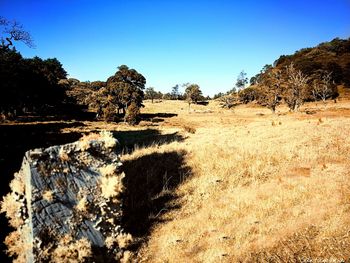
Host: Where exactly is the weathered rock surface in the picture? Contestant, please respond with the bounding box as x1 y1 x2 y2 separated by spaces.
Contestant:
1 131 132 262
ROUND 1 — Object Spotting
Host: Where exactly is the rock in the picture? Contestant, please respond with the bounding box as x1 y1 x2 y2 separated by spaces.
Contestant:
0 131 132 262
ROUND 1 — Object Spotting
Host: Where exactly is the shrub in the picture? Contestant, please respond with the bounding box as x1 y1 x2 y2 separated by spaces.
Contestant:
238 87 257 103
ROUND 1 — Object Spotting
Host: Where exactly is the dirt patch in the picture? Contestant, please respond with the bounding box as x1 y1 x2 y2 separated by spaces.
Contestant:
287 167 311 177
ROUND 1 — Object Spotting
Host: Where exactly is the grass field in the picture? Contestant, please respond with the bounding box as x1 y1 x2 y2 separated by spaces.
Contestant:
1 98 350 262
132 99 350 262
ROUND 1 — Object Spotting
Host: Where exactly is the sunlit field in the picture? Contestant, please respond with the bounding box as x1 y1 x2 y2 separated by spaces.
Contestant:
1 98 350 262
126 98 350 262
1 2 350 261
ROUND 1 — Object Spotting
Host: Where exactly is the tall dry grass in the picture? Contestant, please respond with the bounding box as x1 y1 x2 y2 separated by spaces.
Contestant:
128 100 350 262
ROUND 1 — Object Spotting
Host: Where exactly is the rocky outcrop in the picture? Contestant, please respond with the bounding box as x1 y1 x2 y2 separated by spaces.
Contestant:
1 131 132 262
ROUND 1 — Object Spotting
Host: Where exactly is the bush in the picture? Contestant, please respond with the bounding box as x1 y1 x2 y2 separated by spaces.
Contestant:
238 87 257 103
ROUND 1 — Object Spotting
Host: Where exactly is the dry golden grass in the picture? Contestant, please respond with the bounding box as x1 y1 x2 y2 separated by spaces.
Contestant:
4 98 349 262
129 99 350 262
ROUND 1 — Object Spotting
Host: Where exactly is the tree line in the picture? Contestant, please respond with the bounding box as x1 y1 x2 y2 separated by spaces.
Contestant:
217 63 338 112
1 17 68 119
1 16 348 122
215 37 350 112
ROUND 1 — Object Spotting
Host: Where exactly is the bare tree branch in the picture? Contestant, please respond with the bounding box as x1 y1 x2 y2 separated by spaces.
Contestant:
284 63 309 111
0 16 35 49
312 71 333 105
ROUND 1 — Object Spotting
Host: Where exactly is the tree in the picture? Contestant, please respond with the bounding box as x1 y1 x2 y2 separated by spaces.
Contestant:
90 81 106 90
0 48 68 118
171 84 180 100
284 63 309 111
184 84 202 110
213 92 224 99
219 94 240 109
125 101 140 125
344 62 350 87
262 64 273 73
235 70 248 91
145 87 157 103
0 17 34 49
226 87 237 95
312 71 336 106
238 87 257 104
27 56 67 85
256 69 284 113
162 93 172 100
104 65 146 123
156 91 163 100
250 75 260 85
324 62 343 84
250 65 272 85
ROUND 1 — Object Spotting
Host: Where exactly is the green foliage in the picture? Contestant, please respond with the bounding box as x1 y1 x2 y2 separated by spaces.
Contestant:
27 56 67 86
184 84 202 107
252 38 349 112
145 87 162 102
99 65 146 122
170 85 181 100
273 37 350 87
0 48 68 118
250 65 272 85
235 70 248 90
213 92 224 99
162 93 172 100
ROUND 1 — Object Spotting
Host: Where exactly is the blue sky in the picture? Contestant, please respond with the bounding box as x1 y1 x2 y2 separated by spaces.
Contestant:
1 0 349 96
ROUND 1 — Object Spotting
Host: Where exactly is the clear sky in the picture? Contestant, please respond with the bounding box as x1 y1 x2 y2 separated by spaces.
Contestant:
1 0 349 96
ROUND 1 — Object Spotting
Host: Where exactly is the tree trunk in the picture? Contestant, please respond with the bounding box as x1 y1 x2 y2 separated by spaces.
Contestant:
271 106 276 114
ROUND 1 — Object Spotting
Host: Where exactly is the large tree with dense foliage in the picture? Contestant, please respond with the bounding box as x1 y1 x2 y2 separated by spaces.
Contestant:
0 48 68 118
0 17 71 119
100 65 146 123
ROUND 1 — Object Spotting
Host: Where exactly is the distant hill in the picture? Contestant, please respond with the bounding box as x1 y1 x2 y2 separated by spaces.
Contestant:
273 37 350 86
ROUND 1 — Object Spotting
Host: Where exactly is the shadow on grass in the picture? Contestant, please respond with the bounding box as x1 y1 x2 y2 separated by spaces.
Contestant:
10 104 96 122
0 122 84 192
121 150 192 251
139 113 178 123
0 123 185 262
0 121 85 263
196 101 209 106
113 129 184 154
